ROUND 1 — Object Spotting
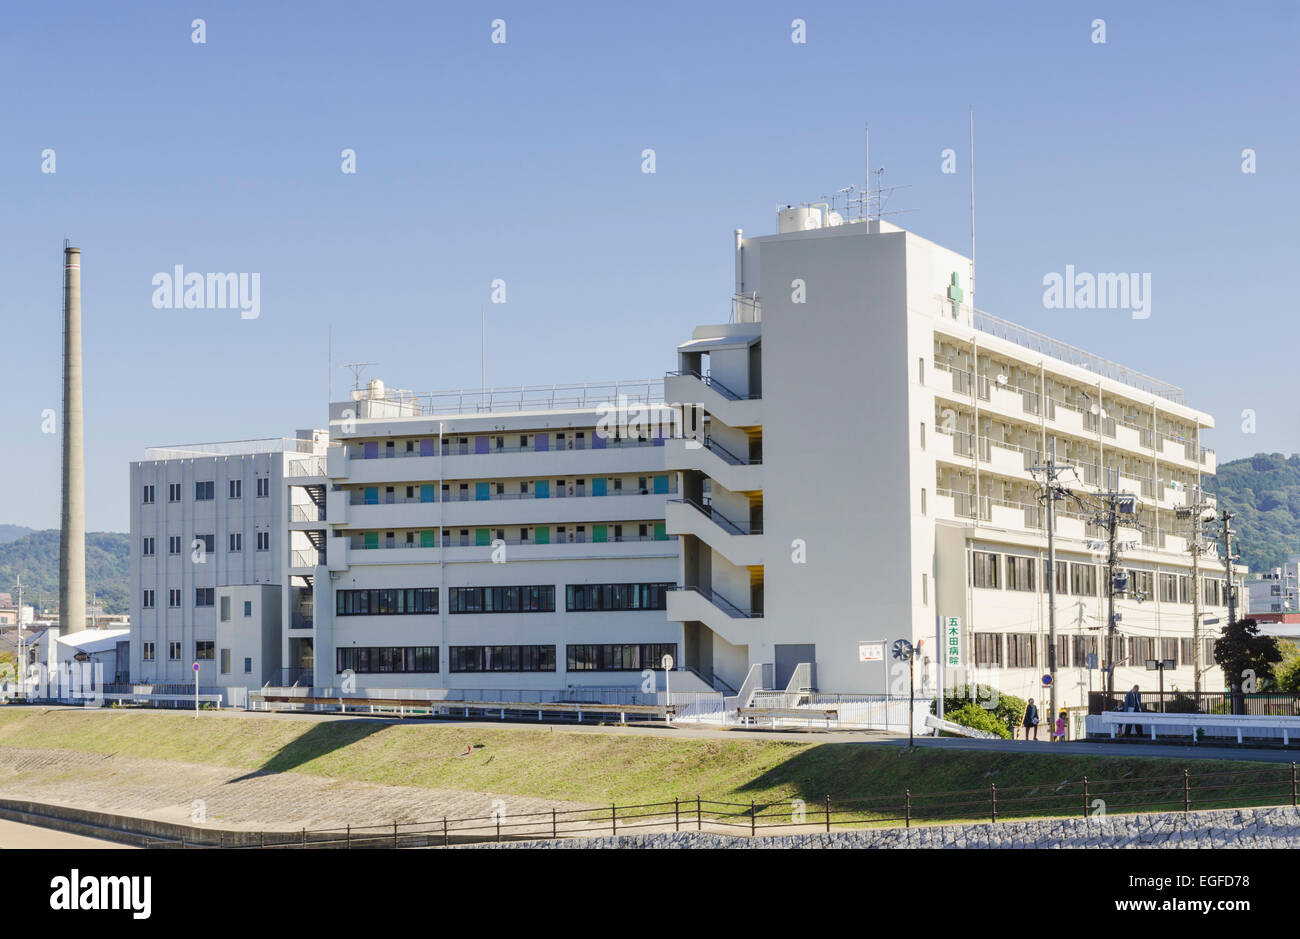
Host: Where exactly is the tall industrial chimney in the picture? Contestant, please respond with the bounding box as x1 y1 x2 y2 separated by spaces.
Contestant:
59 242 85 641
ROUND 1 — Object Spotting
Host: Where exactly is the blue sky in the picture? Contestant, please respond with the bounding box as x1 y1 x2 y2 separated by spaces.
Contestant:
2 0 1297 531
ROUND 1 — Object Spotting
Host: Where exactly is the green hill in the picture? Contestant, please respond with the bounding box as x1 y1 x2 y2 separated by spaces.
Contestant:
0 525 35 545
0 529 129 615
1204 453 1300 573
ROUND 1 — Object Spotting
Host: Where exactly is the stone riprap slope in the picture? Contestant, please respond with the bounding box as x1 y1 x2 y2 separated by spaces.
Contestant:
470 805 1300 848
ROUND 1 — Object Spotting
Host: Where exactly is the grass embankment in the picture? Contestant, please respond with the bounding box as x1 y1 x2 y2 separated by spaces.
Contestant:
0 708 1288 825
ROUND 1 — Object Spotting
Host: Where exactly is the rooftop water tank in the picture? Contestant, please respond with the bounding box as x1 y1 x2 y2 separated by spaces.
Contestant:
777 206 823 233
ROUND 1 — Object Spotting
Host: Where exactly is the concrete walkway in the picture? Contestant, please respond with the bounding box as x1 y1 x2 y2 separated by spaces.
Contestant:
0 817 131 849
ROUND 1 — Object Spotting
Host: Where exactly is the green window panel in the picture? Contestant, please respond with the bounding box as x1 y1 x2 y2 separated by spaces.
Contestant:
535 526 550 545
420 530 436 548
476 482 490 501
653 475 669 494
654 522 667 541
593 524 607 543
476 528 491 546
364 532 378 549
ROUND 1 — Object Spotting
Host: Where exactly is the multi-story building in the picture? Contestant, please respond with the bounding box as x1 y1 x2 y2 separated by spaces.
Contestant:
127 209 1236 709
292 379 691 693
666 209 1231 704
128 432 328 687
1247 557 1300 615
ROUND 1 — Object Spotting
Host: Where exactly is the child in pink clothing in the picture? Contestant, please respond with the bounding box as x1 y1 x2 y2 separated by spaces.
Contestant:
1052 713 1067 742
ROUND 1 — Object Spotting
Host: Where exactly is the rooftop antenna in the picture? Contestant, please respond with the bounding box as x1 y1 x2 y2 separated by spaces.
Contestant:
342 362 377 393
969 108 976 320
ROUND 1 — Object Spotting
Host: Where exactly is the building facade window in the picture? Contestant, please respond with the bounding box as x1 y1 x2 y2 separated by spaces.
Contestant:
168 641 181 660
565 583 673 611
1005 556 1036 592
142 537 155 557
256 531 270 551
971 552 1000 589
449 585 554 613
974 632 1002 667
195 641 215 660
566 643 678 671
336 588 439 616
256 477 270 497
142 641 155 661
142 589 155 609
229 533 242 552
336 646 439 674
449 645 556 673
229 479 242 499
195 588 215 607
168 483 181 502
142 485 155 504
195 481 214 501
1006 634 1037 669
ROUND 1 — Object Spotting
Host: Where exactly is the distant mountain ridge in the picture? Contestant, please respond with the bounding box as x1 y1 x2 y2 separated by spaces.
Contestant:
0 525 35 545
1201 453 1300 574
0 529 129 614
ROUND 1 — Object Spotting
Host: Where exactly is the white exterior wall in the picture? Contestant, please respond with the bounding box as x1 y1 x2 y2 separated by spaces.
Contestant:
668 216 1231 701
311 404 683 692
129 449 293 685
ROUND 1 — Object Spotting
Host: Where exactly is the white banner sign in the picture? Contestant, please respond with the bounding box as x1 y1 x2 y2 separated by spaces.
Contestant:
858 642 885 663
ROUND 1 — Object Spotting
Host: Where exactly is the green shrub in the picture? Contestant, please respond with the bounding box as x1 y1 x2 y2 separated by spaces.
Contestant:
941 702 1011 739
933 685 1028 738
1165 693 1201 714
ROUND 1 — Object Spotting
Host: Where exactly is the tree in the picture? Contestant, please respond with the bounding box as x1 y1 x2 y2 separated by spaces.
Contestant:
1272 640 1300 694
1213 618 1283 712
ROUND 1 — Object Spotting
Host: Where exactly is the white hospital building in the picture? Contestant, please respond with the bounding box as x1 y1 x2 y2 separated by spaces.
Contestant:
128 206 1231 705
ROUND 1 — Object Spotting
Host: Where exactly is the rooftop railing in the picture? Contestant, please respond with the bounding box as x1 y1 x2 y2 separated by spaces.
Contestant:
334 378 667 418
970 309 1187 405
144 437 322 460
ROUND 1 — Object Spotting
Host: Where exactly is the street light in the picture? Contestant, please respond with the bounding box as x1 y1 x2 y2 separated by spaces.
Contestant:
1145 657 1177 711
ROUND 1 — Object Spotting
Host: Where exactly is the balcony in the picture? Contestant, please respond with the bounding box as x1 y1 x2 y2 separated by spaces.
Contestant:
666 585 762 646
664 498 764 568
664 370 762 429
663 437 763 494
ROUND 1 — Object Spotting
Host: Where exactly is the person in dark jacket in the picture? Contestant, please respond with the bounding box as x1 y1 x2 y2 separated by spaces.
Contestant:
1122 685 1143 737
1022 698 1040 740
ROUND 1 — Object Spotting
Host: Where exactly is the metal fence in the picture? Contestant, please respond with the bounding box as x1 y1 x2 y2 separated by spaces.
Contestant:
1089 691 1300 717
144 763 1300 848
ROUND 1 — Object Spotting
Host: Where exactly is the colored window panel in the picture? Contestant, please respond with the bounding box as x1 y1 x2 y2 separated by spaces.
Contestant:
593 524 607 543
653 475 669 494
364 532 378 549
654 522 667 541
535 479 549 499
420 530 436 548
534 434 549 452
475 436 490 454
364 442 378 459
535 526 550 545
476 528 491 546
420 485 435 503
475 482 490 501
364 487 378 505
592 478 607 497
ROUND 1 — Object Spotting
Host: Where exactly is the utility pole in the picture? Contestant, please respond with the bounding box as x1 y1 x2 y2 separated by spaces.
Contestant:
1177 489 1214 696
15 575 23 701
1029 440 1073 723
1220 509 1238 627
1104 476 1120 700
1090 468 1141 700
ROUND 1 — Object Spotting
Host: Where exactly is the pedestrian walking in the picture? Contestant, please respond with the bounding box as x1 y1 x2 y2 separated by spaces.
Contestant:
1022 698 1040 740
1052 711 1067 742
1122 684 1144 737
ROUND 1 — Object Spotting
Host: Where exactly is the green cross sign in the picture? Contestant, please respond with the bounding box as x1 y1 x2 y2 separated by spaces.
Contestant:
946 273 964 316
